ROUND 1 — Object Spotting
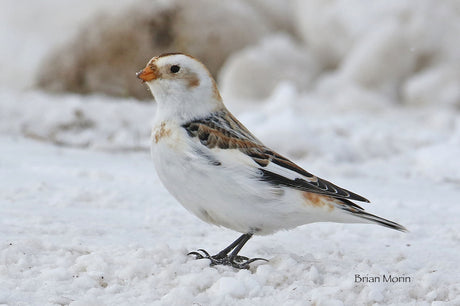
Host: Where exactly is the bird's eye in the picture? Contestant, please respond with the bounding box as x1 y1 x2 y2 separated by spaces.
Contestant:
170 65 180 73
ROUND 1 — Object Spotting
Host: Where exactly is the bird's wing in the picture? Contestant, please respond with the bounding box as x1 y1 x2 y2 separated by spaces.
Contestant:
182 110 370 203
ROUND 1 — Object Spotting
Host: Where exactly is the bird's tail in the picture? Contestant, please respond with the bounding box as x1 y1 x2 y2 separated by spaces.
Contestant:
346 208 408 232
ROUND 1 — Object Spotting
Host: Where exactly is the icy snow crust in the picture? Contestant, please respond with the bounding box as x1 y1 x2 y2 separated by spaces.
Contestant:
1 0 460 304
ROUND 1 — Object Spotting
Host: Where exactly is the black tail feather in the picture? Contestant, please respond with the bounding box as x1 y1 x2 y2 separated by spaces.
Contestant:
352 210 407 232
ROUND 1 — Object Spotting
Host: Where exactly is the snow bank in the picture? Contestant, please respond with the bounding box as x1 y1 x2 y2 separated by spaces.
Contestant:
35 0 289 100
0 0 137 91
224 0 460 105
245 0 296 34
403 65 460 107
4 0 459 106
0 90 154 150
219 34 320 102
294 0 460 106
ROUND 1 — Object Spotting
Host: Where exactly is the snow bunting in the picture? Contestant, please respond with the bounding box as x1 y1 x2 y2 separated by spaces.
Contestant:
137 53 406 269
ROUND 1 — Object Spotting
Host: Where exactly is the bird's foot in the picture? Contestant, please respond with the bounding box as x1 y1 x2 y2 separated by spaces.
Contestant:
187 249 268 269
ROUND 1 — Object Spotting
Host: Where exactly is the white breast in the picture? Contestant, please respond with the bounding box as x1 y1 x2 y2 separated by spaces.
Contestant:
150 120 281 233
150 120 219 222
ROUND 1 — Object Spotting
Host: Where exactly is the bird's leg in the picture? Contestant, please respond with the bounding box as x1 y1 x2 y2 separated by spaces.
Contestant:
187 233 248 260
213 233 249 259
188 233 268 269
227 233 253 262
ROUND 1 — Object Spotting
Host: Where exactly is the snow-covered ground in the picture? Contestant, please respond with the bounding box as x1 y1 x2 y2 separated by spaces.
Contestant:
2 91 460 305
1 0 460 305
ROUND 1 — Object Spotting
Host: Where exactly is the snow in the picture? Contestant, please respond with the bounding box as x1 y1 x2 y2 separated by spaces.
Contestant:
291 0 460 106
0 0 137 91
2 92 460 304
0 89 153 150
219 34 320 102
1 0 460 305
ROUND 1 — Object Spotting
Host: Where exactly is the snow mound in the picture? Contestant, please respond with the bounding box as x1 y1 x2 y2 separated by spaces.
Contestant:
219 34 320 102
294 0 460 68
218 0 460 106
0 90 154 150
0 0 137 91
35 0 287 100
293 0 460 106
403 66 460 108
245 0 297 34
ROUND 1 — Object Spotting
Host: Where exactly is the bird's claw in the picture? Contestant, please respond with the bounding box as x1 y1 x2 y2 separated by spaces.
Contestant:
187 249 211 259
187 249 268 269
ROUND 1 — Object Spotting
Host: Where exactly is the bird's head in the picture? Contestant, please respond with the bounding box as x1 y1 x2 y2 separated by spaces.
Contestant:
137 53 224 121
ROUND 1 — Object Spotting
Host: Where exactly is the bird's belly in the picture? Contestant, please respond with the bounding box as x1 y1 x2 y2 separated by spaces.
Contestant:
151 139 225 222
151 139 289 234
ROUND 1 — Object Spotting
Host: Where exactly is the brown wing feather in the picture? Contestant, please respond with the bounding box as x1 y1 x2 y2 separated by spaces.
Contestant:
182 110 370 203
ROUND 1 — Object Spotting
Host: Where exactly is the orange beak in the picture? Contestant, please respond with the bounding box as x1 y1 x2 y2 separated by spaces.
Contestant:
136 65 157 82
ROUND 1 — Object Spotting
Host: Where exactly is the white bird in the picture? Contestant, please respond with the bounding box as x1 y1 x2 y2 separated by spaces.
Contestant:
137 53 406 269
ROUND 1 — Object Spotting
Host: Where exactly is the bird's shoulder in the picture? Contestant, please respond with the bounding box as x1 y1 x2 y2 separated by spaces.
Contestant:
182 109 262 150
